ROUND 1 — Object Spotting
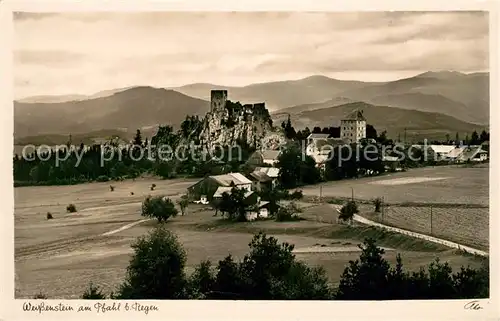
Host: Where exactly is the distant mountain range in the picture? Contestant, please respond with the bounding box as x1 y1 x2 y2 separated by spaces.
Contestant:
14 87 209 142
14 71 489 144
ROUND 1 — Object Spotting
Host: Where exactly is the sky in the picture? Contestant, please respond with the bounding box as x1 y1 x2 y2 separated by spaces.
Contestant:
13 11 489 99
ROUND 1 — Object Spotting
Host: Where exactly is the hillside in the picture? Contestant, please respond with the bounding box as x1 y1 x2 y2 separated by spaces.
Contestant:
14 87 210 139
334 72 489 125
272 102 487 143
16 87 134 103
172 75 373 111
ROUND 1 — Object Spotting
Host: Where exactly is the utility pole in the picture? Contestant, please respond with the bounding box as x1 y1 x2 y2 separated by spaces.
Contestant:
351 187 354 201
404 128 407 147
319 185 323 201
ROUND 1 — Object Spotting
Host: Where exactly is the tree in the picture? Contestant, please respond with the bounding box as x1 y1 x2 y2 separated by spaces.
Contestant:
479 130 489 143
366 124 378 140
277 144 320 188
338 200 358 223
237 233 332 299
336 238 392 300
116 226 188 299
133 129 143 146
187 260 216 298
470 131 480 145
312 126 322 133
141 196 178 222
283 115 296 139
373 197 382 213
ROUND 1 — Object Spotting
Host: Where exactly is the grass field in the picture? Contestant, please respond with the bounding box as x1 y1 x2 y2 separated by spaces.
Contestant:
14 177 486 299
303 166 489 206
301 166 489 251
359 205 489 251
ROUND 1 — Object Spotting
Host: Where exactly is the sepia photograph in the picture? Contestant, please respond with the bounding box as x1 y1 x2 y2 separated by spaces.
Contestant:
11 9 492 305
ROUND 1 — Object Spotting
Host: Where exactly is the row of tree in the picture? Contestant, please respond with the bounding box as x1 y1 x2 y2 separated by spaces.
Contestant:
14 114 257 186
77 227 488 300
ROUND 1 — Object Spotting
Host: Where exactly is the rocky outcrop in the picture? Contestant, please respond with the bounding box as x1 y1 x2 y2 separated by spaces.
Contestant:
200 91 286 150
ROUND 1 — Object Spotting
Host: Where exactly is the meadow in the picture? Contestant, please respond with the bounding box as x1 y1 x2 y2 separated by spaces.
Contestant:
14 170 487 298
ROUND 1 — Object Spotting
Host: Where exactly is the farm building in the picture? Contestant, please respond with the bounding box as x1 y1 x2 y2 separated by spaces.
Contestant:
426 145 457 161
248 167 279 192
246 149 281 167
187 172 253 201
246 200 272 221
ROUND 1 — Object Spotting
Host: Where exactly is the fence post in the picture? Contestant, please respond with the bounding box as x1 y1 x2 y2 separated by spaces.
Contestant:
430 206 433 235
381 196 384 223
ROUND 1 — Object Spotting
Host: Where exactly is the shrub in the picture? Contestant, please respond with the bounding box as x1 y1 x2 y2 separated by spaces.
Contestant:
81 282 106 299
96 175 109 182
177 194 189 215
141 195 178 222
66 204 77 213
46 212 53 220
290 190 303 200
338 200 358 222
115 226 188 299
33 292 47 299
130 192 134 195
110 185 115 192
150 183 156 191
275 202 302 222
188 260 216 299
373 197 383 213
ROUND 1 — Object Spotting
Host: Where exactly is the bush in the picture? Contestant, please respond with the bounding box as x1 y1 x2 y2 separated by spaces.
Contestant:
33 292 47 299
150 183 156 191
373 197 383 213
110 185 115 192
290 190 303 200
141 195 178 222
338 200 358 222
188 260 216 299
177 194 189 215
66 204 77 213
46 212 53 220
275 202 302 222
116 226 188 299
81 282 106 299
130 192 134 195
96 175 109 182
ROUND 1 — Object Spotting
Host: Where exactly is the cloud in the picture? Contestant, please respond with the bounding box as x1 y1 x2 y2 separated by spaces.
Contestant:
13 11 489 98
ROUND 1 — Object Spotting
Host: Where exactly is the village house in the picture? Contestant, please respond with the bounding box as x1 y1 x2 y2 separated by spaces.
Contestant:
448 145 489 163
246 149 281 167
187 172 253 201
426 145 457 161
248 166 280 192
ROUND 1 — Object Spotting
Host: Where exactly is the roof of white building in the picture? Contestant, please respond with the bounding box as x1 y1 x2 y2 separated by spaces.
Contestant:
211 172 253 186
446 146 467 158
429 145 456 154
307 133 331 139
213 186 255 198
254 166 280 178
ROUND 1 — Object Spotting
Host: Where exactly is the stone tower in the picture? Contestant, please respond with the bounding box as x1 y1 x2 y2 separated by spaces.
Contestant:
210 90 228 112
340 109 366 144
